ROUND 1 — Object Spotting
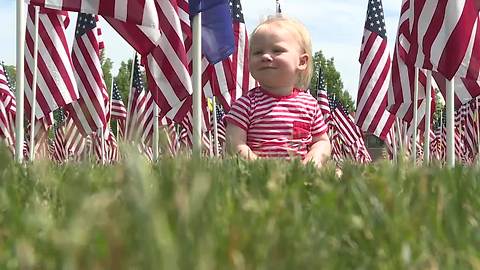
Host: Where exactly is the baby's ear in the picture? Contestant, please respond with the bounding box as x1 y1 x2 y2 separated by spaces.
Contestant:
298 53 309 71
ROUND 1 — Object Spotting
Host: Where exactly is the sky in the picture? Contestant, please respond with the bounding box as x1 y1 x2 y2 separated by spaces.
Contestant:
0 0 402 101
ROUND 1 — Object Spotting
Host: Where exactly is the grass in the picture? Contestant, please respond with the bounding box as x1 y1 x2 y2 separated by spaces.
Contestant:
1 147 480 269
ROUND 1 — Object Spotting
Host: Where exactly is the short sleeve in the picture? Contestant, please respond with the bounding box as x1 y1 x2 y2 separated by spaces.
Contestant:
224 95 252 131
311 103 328 137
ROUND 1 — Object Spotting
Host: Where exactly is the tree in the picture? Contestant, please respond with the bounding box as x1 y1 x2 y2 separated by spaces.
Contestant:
309 50 355 112
115 59 133 105
100 51 113 91
3 65 16 90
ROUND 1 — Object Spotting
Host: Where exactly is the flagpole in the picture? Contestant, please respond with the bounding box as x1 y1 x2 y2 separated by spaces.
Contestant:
446 78 455 167
392 121 397 162
100 128 105 164
152 103 159 161
396 118 403 158
192 13 202 155
107 77 115 163
28 6 40 162
212 98 219 157
476 97 480 164
412 68 419 164
440 111 444 163
15 0 26 162
423 70 432 165
124 52 136 142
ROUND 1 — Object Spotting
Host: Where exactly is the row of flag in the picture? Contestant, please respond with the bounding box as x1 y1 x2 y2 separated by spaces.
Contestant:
384 96 480 165
354 0 480 165
1 0 253 162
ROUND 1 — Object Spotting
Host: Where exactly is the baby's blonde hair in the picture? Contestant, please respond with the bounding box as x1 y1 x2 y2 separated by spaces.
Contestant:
250 15 313 89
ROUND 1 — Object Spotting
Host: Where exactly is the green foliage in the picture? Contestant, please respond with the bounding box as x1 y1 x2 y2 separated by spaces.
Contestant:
101 50 114 90
115 59 133 105
310 50 355 112
1 146 480 269
3 65 16 90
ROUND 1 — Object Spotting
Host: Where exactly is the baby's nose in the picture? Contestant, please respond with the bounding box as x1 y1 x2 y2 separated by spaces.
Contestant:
261 53 273 61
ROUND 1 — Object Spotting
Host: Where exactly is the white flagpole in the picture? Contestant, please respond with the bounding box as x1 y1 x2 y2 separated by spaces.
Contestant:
106 77 115 164
212 98 219 157
440 112 444 162
396 118 403 156
206 107 213 157
476 97 480 164
423 70 432 165
29 6 40 162
100 128 105 164
192 14 202 155
15 0 26 162
446 78 455 167
124 52 137 142
392 121 397 162
153 103 159 161
412 68 419 164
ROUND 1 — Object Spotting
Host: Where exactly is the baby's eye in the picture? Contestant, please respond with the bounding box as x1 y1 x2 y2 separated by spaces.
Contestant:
252 50 263 55
273 48 285 53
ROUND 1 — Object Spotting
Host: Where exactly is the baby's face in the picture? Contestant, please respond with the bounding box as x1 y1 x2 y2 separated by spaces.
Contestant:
249 24 305 92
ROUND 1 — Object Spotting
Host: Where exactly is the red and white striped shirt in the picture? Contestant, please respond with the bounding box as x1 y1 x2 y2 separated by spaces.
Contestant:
225 87 327 159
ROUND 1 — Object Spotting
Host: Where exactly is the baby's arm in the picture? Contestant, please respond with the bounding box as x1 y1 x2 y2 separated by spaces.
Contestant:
303 132 331 167
226 124 258 160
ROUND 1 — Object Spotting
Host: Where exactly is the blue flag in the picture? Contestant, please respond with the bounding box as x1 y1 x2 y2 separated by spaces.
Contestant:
189 0 234 64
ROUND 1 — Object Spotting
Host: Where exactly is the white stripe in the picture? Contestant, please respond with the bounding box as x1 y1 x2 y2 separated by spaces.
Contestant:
45 0 63 9
80 0 100 15
115 0 128 22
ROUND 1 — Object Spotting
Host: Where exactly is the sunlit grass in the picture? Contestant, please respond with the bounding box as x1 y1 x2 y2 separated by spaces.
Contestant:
1 147 480 269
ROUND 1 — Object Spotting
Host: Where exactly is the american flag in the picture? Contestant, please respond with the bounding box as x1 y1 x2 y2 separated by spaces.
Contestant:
330 97 371 163
111 82 127 120
407 0 480 82
24 116 51 160
387 0 436 130
111 82 127 137
355 0 395 140
0 63 16 116
331 98 363 146
105 0 193 123
64 115 86 160
52 109 67 163
26 0 160 29
106 130 119 163
207 0 255 111
215 104 226 144
24 6 79 120
125 54 147 141
162 120 179 156
0 99 13 150
66 13 109 137
0 63 15 150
